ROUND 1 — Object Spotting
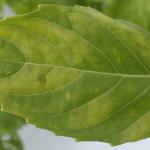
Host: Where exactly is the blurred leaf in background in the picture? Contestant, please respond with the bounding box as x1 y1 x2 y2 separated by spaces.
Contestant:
2 0 109 14
0 0 5 17
103 0 150 30
0 112 25 150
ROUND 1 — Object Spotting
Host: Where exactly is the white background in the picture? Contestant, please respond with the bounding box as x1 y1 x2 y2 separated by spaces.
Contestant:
19 125 150 150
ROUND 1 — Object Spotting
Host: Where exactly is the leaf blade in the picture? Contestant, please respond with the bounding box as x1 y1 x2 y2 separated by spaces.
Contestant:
0 5 150 146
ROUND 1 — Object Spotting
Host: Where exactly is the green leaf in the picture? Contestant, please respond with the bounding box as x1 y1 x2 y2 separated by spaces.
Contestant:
0 112 25 150
0 112 24 135
0 131 23 150
5 0 104 14
0 0 4 17
0 5 150 146
103 0 150 30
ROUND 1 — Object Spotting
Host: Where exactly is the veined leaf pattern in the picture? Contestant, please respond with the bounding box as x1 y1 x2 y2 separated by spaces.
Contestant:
0 5 150 145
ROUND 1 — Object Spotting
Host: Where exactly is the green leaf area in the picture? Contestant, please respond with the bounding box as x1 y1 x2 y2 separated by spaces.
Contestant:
0 112 25 150
0 4 150 146
103 0 150 30
4 0 104 14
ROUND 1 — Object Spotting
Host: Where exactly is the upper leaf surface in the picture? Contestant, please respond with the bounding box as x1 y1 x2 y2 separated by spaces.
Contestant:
0 5 150 146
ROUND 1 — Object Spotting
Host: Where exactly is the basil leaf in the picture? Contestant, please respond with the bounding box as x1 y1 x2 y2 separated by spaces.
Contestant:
0 5 150 146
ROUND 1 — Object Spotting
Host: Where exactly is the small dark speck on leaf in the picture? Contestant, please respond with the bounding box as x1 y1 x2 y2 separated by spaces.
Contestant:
37 74 47 84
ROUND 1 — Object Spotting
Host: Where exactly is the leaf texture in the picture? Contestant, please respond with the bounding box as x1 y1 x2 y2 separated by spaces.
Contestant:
0 4 150 146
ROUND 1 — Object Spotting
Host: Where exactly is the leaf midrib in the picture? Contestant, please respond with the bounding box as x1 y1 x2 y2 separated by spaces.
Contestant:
0 23 118 72
0 18 149 77
0 59 150 78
